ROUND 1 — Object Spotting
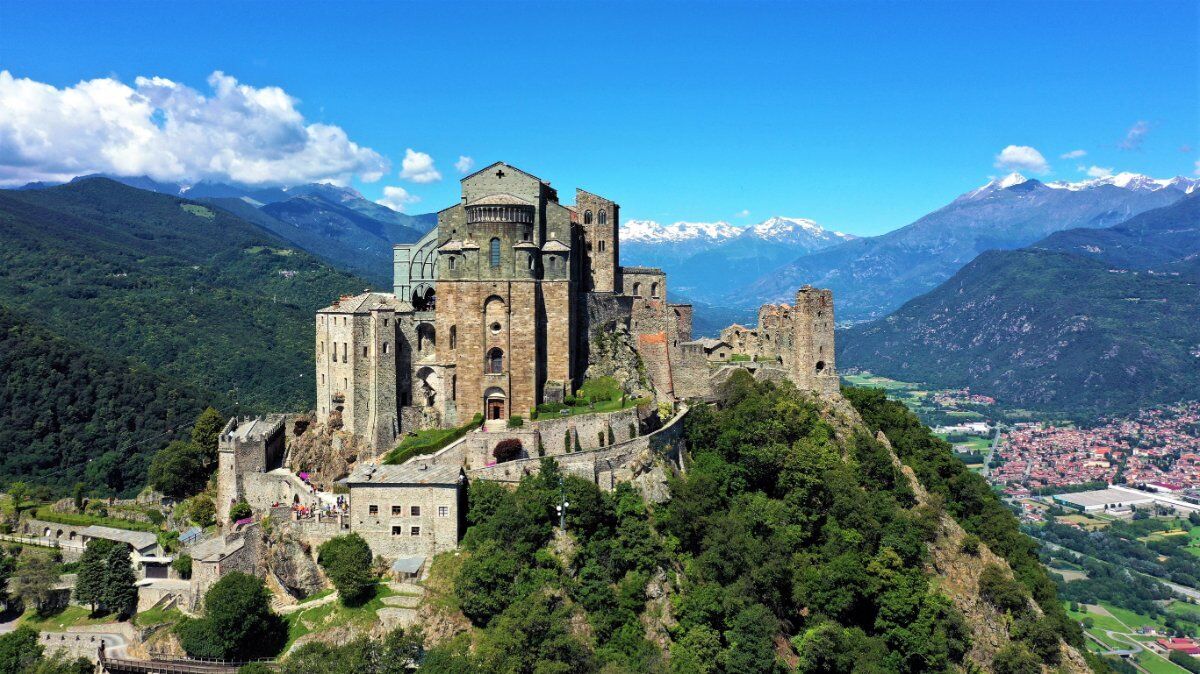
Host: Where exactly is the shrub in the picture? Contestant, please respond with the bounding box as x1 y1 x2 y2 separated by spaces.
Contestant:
564 396 577 406
493 439 523 463
507 415 524 429
563 430 571 453
229 501 253 522
172 554 193 579
574 433 583 453
961 534 980 555
317 534 375 606
607 427 616 445
185 496 216 527
628 422 637 438
979 563 1029 615
580 376 621 402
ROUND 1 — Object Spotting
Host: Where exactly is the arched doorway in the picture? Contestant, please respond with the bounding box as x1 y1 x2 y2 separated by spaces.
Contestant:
484 387 506 421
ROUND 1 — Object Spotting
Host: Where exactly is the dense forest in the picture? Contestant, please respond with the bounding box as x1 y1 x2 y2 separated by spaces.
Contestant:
0 305 207 495
373 374 1101 673
0 178 371 411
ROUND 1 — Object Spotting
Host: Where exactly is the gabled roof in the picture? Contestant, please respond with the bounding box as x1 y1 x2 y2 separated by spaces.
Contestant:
466 192 533 207
346 461 463 486
319 292 411 314
542 239 570 253
513 240 539 250
80 526 158 551
460 161 544 184
438 240 464 253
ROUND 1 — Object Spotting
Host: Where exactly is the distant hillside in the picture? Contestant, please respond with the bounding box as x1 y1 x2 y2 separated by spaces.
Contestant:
0 178 371 410
259 192 426 285
736 174 1196 321
0 305 206 495
840 196 1200 416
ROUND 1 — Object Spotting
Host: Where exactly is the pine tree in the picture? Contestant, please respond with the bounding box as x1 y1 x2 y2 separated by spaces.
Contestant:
74 538 115 613
101 544 138 619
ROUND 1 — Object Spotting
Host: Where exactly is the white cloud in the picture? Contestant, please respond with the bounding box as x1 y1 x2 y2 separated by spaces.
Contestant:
376 185 420 213
734 209 751 218
455 155 474 174
994 145 1050 174
1060 149 1086 159
1082 165 1114 178
399 148 441 183
0 70 388 187
1118 120 1150 151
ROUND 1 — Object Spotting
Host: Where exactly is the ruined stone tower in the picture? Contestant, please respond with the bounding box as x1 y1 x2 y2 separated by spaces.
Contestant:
789 285 838 397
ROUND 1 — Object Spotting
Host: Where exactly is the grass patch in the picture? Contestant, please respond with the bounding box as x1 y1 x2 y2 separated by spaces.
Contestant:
180 204 215 219
1137 650 1189 674
297 588 335 604
283 582 394 648
729 353 753 362
133 606 183 628
21 605 117 631
385 418 479 465
33 507 159 533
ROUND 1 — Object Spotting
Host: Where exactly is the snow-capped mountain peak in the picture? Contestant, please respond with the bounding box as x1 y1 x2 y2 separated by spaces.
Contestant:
619 219 741 243
745 216 855 243
956 172 1030 202
1045 172 1199 194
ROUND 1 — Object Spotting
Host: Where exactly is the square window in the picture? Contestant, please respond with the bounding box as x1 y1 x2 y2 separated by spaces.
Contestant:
368 505 378 516
410 526 421 536
438 506 449 517
391 505 402 516
410 505 421 517
391 526 402 535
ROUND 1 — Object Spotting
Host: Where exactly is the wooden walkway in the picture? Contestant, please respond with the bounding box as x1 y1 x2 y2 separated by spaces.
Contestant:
100 654 276 673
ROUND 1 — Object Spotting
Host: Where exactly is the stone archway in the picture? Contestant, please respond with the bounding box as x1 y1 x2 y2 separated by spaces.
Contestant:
416 366 441 407
484 386 506 421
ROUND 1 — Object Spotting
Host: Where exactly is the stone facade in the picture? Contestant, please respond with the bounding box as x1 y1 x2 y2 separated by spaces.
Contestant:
343 462 465 561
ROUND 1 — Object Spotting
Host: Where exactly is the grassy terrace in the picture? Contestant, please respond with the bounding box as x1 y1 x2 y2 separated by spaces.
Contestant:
384 418 480 465
32 506 159 533
283 583 395 649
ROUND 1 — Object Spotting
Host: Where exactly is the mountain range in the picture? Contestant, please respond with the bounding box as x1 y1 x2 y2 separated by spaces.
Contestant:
21 173 435 285
839 193 1200 417
620 216 855 302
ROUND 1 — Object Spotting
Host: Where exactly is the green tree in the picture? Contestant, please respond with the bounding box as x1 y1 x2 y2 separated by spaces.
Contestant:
10 552 58 615
6 483 29 512
102 543 138 619
185 495 216 527
0 626 42 674
75 538 117 612
172 554 193 579
191 407 226 464
72 483 86 512
992 643 1042 674
317 534 375 606
177 572 285 660
148 441 209 498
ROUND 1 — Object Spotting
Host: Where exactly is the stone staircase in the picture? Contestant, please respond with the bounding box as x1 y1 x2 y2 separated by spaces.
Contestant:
377 582 426 630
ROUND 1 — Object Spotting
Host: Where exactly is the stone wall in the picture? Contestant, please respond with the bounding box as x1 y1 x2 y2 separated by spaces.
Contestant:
456 406 644 469
466 405 687 492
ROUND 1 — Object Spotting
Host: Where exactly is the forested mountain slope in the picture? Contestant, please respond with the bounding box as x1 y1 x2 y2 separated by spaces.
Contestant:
409 374 1104 673
840 195 1200 416
0 178 371 410
0 305 206 495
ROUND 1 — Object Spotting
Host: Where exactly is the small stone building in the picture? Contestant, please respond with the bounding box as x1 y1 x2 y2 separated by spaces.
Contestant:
343 462 465 562
215 415 293 525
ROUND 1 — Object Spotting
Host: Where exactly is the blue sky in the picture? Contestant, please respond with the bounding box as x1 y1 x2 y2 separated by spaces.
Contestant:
1 0 1196 236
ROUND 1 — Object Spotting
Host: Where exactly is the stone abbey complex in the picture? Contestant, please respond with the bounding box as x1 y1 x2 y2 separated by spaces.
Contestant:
200 161 841 580
313 161 839 453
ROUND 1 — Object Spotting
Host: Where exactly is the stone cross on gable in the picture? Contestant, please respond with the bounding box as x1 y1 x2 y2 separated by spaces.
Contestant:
495 169 505 178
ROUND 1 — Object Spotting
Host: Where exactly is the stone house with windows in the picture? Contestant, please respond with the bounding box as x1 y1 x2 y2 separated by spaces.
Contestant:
342 462 465 561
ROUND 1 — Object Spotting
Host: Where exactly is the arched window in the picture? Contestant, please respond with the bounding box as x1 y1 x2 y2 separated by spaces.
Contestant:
598 209 607 225
583 210 593 224
418 324 435 352
632 282 642 297
451 374 457 401
486 348 504 374
650 282 659 298
448 256 456 270
598 240 605 252
490 238 501 267
449 326 457 349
